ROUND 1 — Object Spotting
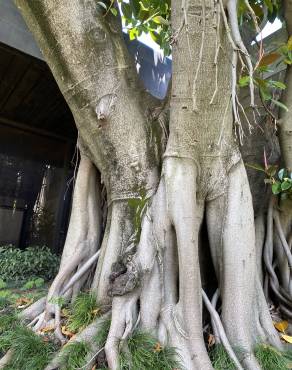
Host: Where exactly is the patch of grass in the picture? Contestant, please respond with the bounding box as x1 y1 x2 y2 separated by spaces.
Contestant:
0 312 19 335
94 318 111 347
120 330 183 370
254 344 288 370
59 341 91 370
209 344 236 370
0 325 55 370
67 292 101 333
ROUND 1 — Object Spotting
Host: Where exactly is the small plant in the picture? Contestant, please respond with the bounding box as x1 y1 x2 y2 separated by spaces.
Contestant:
209 344 236 370
254 344 288 370
67 292 101 333
0 246 60 282
120 330 183 370
246 155 292 199
22 277 45 290
0 325 56 369
59 341 91 370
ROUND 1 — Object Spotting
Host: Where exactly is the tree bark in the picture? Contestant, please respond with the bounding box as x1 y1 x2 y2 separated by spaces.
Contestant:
9 0 286 369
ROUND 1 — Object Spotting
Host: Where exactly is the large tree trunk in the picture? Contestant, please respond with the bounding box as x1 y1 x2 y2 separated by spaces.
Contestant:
6 0 289 369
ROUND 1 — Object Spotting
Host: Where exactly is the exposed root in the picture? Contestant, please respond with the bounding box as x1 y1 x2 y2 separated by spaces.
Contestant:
0 350 13 369
44 313 110 370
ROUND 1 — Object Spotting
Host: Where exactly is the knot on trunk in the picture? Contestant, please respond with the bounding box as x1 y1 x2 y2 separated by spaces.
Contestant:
95 93 117 128
108 258 141 297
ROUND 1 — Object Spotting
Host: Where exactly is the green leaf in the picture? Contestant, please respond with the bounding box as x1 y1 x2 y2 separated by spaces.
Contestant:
272 182 282 194
110 7 118 16
152 15 169 25
269 80 287 90
238 75 250 87
266 165 278 177
281 181 292 191
97 1 107 10
129 27 139 40
260 87 272 101
121 2 132 19
245 163 266 172
271 99 289 112
149 30 160 43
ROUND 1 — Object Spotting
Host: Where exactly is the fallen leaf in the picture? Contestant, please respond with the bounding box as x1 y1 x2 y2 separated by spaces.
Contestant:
15 297 33 308
281 334 292 343
274 320 288 333
208 334 215 348
61 308 70 318
41 325 55 333
92 308 101 316
61 326 75 338
153 342 163 353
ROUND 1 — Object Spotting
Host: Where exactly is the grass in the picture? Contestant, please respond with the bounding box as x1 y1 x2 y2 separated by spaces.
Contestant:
59 341 91 370
67 292 101 333
0 325 56 370
120 330 183 370
255 344 291 370
0 312 19 335
209 344 237 370
94 318 111 347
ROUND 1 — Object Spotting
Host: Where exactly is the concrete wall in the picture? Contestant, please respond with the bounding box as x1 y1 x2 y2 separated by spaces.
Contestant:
0 0 42 59
0 207 23 245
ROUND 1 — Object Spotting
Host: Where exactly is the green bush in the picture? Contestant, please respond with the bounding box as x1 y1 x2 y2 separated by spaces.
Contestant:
0 246 60 282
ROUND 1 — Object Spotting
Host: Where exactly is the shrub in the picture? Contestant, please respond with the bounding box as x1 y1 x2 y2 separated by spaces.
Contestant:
0 245 60 282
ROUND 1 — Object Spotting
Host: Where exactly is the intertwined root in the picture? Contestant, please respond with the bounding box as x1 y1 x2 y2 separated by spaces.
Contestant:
1 158 285 370
262 197 292 320
104 159 281 370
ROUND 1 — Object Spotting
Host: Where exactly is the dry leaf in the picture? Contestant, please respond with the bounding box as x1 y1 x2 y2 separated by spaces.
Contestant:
61 326 75 338
153 342 163 353
15 297 33 308
92 308 101 316
273 320 288 333
208 334 215 348
259 53 281 67
41 324 55 333
61 308 70 318
281 334 292 343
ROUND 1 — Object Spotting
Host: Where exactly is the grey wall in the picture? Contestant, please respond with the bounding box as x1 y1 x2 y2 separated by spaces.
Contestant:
0 0 43 59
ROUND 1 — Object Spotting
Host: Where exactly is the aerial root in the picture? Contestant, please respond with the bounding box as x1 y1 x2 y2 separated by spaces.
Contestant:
202 289 244 370
19 249 101 346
